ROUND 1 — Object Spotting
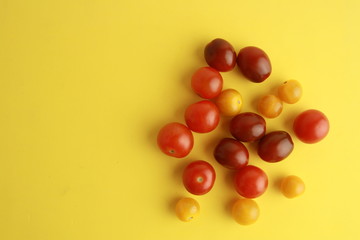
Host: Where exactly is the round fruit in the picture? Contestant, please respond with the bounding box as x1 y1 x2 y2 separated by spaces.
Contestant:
175 197 200 222
191 67 223 99
237 46 272 83
213 138 249 170
278 80 302 104
183 160 216 195
204 38 236 72
157 122 194 158
293 109 329 144
280 175 305 198
215 89 243 116
230 112 266 142
257 131 294 162
258 95 283 118
232 199 260 225
185 100 220 133
234 165 268 198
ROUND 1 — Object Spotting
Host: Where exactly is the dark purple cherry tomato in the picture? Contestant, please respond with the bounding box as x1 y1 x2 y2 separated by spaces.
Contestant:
237 46 271 83
213 138 249 170
230 112 266 142
257 131 294 162
234 165 268 198
204 38 236 72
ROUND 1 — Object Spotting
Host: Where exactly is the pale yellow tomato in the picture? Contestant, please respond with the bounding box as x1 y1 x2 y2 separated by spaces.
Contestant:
175 197 200 222
215 89 243 116
278 80 302 104
258 94 283 118
280 175 305 198
232 198 259 225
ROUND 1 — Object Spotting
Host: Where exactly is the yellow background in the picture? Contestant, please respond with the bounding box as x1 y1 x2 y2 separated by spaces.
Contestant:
1 0 360 239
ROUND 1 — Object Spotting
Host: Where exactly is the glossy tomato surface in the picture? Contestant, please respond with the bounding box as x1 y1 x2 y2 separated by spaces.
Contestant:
185 100 220 133
213 138 249 170
237 46 271 83
191 67 223 99
234 165 268 198
215 89 243 116
204 38 236 72
257 131 294 162
175 197 200 222
232 199 260 225
293 109 329 144
230 112 266 142
183 160 216 195
157 122 194 158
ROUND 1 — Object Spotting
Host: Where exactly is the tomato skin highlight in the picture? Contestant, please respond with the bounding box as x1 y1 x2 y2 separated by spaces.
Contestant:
280 175 305 198
191 67 223 99
185 100 220 133
183 160 216 195
204 38 237 72
213 138 249 170
157 122 194 158
237 46 272 83
215 89 243 117
234 165 268 198
293 109 329 144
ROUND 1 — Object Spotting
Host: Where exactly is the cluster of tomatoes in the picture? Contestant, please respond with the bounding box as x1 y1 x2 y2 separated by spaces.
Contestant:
157 38 330 225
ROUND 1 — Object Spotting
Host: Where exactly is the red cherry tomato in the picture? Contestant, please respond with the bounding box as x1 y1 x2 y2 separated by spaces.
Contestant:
293 109 329 144
234 165 268 198
237 46 271 83
213 138 249 170
257 131 294 162
183 160 216 195
230 112 266 142
191 67 223 99
157 122 194 158
204 38 237 72
185 100 220 133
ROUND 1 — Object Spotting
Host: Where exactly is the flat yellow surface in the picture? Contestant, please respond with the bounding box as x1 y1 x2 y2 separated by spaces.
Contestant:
1 0 360 239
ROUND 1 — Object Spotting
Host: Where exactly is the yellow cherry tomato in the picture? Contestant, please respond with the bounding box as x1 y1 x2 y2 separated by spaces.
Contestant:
278 80 302 104
215 89 243 116
232 198 259 225
258 94 283 118
280 175 305 198
175 197 200 222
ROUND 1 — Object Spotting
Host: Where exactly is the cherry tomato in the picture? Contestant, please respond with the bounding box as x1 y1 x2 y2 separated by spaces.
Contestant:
257 131 294 162
234 165 268 198
278 80 302 104
215 89 243 116
213 138 249 170
258 95 283 118
232 199 260 225
157 122 194 158
185 100 220 133
175 197 200 222
230 112 266 142
237 46 271 83
191 67 223 99
183 160 216 195
293 109 329 144
204 38 236 72
280 175 305 198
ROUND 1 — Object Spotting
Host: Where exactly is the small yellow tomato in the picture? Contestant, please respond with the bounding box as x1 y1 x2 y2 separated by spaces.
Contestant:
175 197 200 222
232 199 259 225
278 80 302 104
215 89 243 116
280 175 305 198
258 94 283 118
